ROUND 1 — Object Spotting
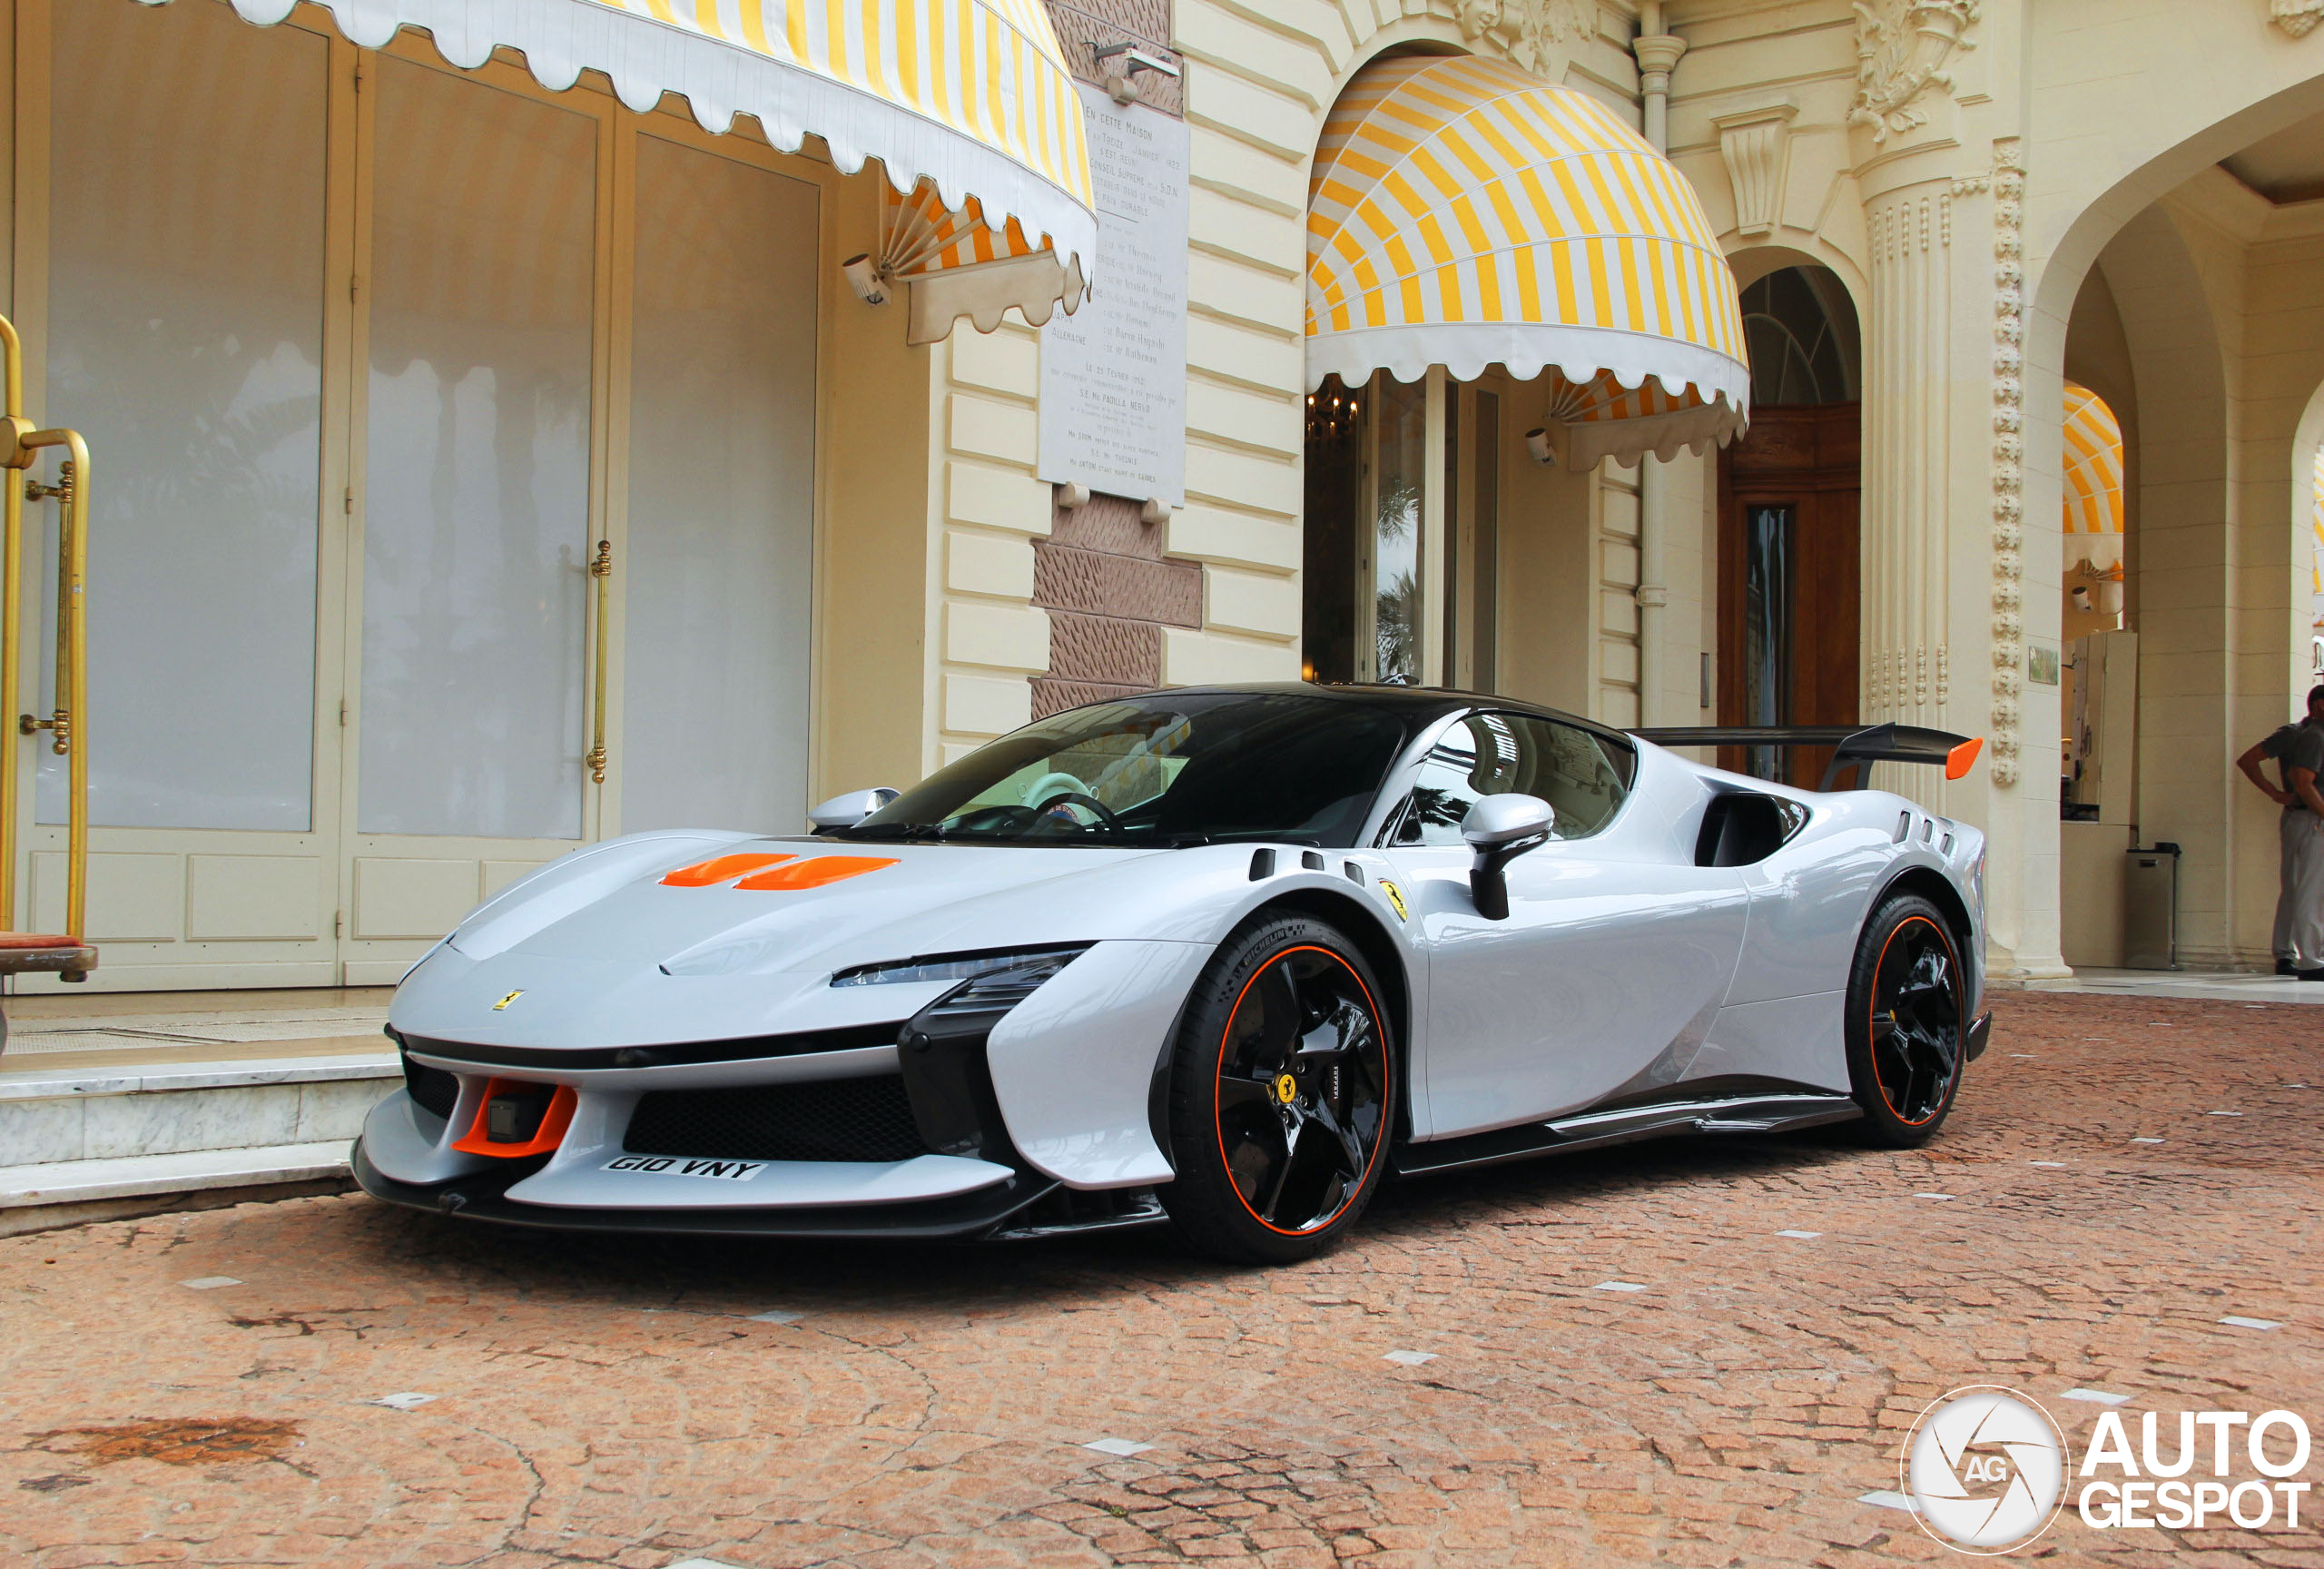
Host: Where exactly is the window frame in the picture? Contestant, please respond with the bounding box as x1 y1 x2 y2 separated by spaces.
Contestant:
1368 706 1640 850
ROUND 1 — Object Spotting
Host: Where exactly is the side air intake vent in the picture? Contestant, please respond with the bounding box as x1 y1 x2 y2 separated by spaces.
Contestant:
624 1075 931 1163
403 1056 461 1120
1694 793 1810 868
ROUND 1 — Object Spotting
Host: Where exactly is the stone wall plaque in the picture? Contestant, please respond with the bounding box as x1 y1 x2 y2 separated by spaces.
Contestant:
1039 84 1189 509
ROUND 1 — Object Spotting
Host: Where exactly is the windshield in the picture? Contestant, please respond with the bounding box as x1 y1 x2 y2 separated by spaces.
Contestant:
834 692 1411 847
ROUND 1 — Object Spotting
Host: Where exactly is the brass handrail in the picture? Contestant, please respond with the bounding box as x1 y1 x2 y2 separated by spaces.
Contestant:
0 312 93 945
586 538 611 785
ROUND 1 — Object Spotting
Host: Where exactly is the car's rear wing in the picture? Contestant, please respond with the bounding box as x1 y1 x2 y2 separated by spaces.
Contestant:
1629 724 1984 792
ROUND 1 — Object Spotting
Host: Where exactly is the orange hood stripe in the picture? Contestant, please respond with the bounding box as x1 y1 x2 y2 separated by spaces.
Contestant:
734 856 901 891
660 852 796 887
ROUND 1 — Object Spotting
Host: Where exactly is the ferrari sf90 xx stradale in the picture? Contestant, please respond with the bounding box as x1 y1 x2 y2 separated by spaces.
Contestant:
354 685 1991 1264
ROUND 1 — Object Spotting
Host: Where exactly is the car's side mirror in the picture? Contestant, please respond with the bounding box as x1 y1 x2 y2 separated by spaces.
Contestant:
808 787 901 831
1462 794 1554 921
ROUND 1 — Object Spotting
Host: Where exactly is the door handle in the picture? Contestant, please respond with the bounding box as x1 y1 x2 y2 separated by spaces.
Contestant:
17 471 74 755
585 538 611 784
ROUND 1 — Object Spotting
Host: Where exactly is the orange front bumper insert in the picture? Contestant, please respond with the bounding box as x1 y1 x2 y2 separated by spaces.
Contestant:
451 1079 576 1158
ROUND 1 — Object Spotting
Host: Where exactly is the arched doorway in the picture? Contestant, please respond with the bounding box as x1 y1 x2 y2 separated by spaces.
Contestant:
1715 264 1861 784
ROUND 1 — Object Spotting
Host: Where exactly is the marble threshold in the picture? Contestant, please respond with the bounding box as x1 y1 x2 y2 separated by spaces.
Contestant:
0 988 404 1231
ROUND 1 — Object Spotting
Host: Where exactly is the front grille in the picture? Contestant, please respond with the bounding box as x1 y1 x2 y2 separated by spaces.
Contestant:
404 1056 461 1120
624 1075 930 1163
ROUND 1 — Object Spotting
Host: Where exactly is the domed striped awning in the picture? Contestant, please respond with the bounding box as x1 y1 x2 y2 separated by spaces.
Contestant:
148 0 1096 338
1306 54 1748 469
2309 445 2324 617
2063 382 2124 573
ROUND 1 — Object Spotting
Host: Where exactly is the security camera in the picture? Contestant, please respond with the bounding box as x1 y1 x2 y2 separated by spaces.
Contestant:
1524 426 1557 466
2071 585 2093 613
1093 41 1180 104
842 254 889 306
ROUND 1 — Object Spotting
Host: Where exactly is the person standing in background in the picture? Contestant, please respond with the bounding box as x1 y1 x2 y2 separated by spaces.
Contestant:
2237 685 2324 978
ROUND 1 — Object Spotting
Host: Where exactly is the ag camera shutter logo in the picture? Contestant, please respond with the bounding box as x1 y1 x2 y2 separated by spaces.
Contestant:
1903 1386 2070 1554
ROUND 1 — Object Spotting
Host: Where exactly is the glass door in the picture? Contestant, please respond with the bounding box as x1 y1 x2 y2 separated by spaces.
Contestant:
337 52 604 980
17 0 342 985
618 134 819 834
15 0 832 989
1301 372 1502 691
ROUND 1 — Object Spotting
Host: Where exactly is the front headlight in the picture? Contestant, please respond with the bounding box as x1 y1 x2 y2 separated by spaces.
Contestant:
832 944 1088 990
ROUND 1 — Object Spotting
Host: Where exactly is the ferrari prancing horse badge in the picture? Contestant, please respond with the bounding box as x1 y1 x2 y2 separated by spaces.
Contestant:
492 990 525 1011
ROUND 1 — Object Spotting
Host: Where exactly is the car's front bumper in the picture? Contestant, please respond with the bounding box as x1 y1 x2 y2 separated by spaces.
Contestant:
350 1129 1065 1240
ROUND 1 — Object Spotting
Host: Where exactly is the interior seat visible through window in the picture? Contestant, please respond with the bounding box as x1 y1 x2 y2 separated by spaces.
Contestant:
1384 712 1635 847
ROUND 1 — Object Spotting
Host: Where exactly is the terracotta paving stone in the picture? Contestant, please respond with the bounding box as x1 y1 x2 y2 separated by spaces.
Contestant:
2 991 2321 1564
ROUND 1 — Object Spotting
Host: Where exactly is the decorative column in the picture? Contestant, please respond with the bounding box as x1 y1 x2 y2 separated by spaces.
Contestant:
1630 5 1686 724
1977 141 2028 791
1858 181 1957 766
1850 2 2062 976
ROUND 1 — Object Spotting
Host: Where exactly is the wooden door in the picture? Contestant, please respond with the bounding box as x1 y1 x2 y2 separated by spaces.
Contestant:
1717 404 1861 789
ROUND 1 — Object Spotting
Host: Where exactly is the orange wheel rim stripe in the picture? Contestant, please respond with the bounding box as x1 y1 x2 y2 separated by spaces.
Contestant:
1869 914 1959 1127
1213 944 1393 1237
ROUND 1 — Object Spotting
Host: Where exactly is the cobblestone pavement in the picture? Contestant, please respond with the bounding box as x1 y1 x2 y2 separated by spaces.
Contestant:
3 992 2320 1568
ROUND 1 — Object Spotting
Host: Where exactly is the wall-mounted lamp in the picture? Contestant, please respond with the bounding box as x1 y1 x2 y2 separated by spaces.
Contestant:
841 254 889 306
1092 41 1180 105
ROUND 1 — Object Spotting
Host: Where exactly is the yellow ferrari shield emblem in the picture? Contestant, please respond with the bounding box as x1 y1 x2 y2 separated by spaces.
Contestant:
492 989 525 1011
1379 880 1409 921
1275 1072 1297 1104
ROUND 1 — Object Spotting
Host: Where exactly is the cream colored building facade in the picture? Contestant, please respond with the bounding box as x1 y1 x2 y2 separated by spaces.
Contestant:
913 0 2324 978
11 0 2324 988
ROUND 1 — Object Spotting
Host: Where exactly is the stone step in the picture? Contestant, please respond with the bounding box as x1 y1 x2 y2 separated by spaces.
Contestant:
0 1052 399 1236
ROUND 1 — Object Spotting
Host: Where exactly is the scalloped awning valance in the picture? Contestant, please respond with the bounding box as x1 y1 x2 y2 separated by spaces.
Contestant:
150 0 1096 337
1306 54 1748 469
2063 382 2124 574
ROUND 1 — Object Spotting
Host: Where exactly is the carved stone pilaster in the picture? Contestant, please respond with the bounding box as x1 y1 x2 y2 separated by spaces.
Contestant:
1850 1 1980 144
2273 1 2324 38
1452 0 1596 75
1960 138 2027 788
1712 101 1797 238
1861 182 1955 762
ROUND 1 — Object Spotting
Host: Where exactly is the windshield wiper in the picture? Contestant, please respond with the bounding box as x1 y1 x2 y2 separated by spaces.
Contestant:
829 821 951 842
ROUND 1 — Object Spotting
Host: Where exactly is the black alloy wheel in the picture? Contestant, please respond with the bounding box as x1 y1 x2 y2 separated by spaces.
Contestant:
1161 916 1393 1263
1843 893 1967 1146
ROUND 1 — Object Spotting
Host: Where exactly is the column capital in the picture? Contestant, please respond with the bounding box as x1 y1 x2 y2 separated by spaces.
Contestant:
1630 32 1687 79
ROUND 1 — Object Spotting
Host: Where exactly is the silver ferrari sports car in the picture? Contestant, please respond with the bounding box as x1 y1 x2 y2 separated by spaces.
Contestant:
354 684 1991 1264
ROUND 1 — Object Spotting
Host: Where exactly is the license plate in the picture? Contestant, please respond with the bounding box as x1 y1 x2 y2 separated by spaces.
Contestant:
602 1154 765 1182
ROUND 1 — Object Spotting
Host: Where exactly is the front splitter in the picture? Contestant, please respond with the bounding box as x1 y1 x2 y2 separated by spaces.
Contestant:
350 1140 1060 1241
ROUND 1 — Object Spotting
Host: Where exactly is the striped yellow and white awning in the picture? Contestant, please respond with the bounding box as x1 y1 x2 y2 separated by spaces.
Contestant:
2310 445 2323 615
874 178 1087 344
2063 382 2124 574
156 0 1096 329
1307 54 1748 469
